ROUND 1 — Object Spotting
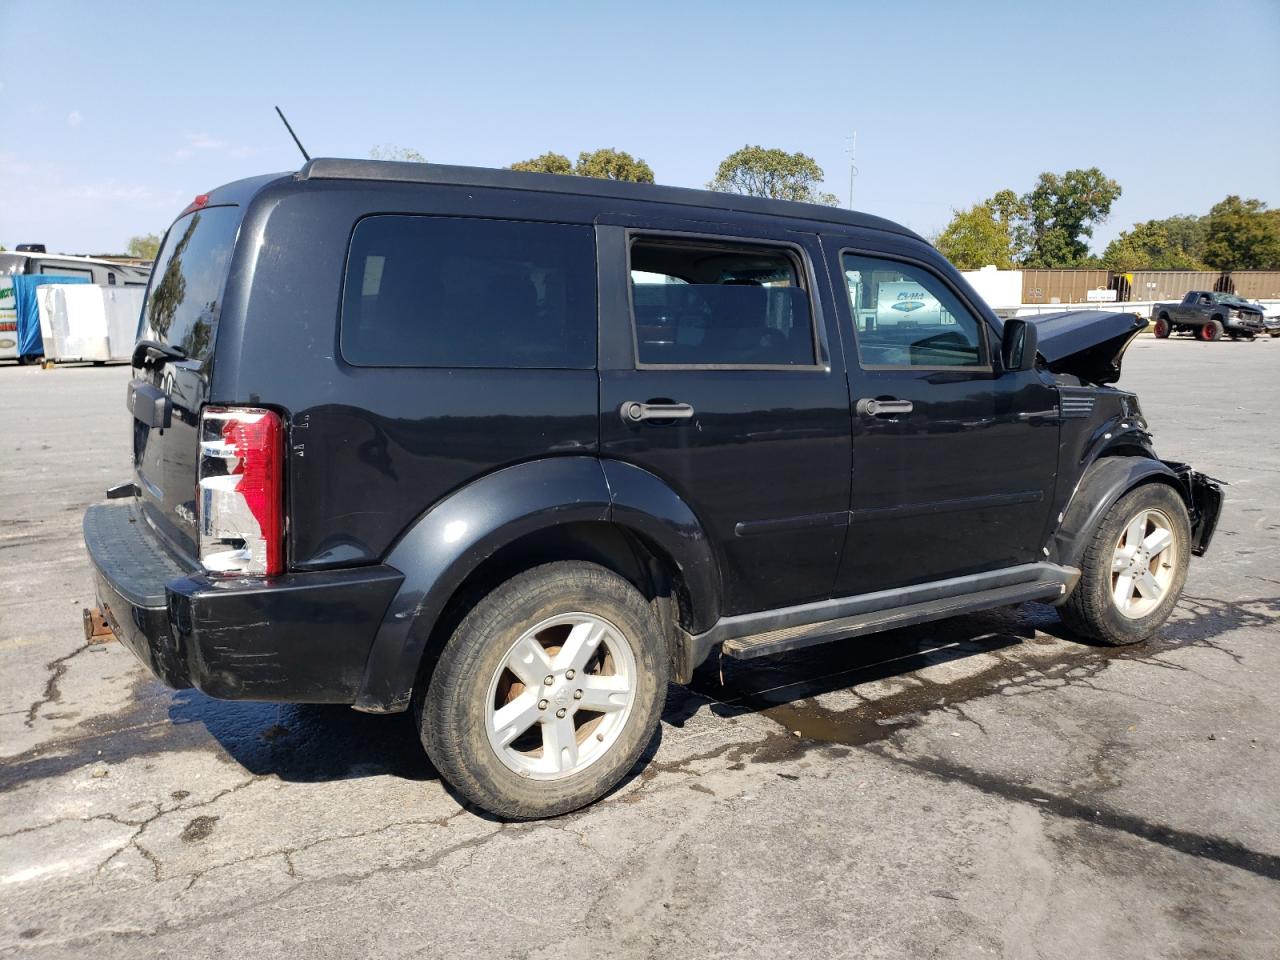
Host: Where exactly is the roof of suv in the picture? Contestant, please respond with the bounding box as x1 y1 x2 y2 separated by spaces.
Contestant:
295 158 922 241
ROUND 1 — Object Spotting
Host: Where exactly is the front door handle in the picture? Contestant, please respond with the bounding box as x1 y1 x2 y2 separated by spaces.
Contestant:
620 401 695 423
856 397 913 417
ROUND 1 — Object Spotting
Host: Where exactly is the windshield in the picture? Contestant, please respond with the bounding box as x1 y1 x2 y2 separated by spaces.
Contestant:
1212 293 1251 307
138 206 241 361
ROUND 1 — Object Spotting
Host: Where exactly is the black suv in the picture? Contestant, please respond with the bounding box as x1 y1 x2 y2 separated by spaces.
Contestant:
85 160 1222 818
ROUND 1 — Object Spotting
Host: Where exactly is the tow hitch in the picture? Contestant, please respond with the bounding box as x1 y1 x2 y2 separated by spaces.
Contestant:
82 606 116 644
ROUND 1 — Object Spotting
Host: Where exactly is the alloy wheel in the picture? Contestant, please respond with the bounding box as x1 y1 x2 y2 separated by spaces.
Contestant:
484 613 637 780
1110 508 1178 619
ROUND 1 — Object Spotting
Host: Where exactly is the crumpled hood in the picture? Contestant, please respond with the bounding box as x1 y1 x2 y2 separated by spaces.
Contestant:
1026 310 1148 385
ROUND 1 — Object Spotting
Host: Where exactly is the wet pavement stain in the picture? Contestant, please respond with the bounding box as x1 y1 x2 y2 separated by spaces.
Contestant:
684 594 1280 753
180 815 219 844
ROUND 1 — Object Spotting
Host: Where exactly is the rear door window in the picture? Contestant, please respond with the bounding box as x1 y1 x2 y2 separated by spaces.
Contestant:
139 206 242 362
628 237 816 367
341 216 596 369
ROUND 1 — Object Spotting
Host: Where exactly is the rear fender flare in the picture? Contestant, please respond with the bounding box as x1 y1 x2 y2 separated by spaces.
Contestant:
352 457 720 713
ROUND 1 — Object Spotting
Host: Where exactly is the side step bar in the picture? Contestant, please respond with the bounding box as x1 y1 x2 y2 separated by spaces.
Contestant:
681 562 1079 672
722 578 1066 660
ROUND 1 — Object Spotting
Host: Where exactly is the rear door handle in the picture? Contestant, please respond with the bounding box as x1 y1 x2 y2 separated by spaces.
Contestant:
620 401 695 423
856 398 913 417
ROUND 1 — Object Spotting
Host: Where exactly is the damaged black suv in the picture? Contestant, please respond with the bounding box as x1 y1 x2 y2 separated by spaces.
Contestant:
85 160 1223 818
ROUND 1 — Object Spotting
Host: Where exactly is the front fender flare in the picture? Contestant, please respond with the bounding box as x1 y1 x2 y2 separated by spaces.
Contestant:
1050 455 1178 573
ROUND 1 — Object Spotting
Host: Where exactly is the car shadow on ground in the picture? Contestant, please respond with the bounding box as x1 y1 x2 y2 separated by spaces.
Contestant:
164 592 1279 792
166 693 437 783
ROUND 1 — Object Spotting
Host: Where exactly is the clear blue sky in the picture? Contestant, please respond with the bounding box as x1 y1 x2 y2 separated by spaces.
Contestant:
3 0 1277 254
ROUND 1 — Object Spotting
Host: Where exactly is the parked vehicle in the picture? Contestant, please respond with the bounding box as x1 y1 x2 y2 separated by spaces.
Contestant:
84 161 1223 818
0 252 151 362
1151 291 1268 340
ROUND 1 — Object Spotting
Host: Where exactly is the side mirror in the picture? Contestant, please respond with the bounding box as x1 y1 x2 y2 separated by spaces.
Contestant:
1001 318 1038 372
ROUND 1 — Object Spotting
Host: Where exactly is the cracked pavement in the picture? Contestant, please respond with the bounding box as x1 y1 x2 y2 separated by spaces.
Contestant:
1 338 1278 959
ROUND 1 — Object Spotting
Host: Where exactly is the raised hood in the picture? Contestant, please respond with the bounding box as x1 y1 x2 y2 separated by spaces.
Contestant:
1027 310 1148 385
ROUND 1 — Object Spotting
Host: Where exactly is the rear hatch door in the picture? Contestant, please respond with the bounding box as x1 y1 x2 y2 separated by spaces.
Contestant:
131 203 243 562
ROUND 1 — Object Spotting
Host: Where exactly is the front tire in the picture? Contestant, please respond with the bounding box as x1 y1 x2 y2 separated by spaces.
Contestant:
1060 484 1190 646
419 562 668 819
1198 319 1223 342
1153 316 1170 339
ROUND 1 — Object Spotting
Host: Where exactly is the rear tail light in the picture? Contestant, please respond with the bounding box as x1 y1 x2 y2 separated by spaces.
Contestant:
197 406 284 577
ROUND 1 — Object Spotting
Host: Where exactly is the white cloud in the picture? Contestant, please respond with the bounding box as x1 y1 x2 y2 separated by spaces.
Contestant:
67 110 82 128
172 131 263 161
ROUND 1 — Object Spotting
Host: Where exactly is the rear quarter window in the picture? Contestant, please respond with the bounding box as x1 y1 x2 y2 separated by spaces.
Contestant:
341 216 596 369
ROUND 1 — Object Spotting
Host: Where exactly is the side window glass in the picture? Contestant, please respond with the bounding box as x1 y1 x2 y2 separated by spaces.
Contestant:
629 238 815 367
39 263 94 280
341 216 597 369
841 254 987 368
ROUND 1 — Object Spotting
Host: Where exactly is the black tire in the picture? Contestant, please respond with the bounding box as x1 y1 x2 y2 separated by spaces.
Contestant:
1153 316 1171 339
1198 318 1223 342
419 561 668 819
1059 483 1191 646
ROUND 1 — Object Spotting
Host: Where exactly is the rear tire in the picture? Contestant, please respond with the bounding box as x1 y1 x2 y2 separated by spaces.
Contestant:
1153 316 1170 339
1198 319 1223 342
419 561 668 819
1059 484 1190 646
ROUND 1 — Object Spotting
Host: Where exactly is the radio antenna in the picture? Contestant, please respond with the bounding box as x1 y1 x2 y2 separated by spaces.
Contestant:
274 106 311 162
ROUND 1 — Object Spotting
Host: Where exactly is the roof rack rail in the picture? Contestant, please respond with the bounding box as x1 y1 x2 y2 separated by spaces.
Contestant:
295 158 918 239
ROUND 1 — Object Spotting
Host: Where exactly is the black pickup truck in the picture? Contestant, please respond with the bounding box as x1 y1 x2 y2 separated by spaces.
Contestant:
1152 291 1270 341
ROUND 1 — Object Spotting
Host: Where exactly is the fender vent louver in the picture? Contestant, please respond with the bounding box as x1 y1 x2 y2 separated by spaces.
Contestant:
1060 392 1096 419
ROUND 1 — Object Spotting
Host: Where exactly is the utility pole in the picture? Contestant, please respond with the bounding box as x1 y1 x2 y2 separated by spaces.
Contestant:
845 131 859 210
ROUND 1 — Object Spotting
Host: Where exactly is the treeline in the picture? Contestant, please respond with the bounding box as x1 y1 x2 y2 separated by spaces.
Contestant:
371 143 840 204
935 170 1280 273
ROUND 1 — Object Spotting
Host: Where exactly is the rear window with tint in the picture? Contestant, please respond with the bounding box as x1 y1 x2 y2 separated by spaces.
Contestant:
139 206 242 362
341 216 596 369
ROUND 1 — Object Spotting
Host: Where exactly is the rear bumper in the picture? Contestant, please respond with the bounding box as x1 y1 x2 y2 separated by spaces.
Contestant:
84 501 403 702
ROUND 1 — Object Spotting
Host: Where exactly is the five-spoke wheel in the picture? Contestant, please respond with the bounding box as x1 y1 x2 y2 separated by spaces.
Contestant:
1061 482 1191 645
485 613 637 779
418 562 667 820
1109 508 1178 619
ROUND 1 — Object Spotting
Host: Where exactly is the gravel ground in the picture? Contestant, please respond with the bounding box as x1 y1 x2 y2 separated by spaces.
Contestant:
1 336 1277 959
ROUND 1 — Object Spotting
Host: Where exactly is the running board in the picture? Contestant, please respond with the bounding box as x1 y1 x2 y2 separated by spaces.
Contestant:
721 579 1066 660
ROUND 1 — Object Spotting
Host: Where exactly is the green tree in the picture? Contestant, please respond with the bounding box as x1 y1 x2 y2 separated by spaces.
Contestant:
126 233 162 261
574 148 654 183
1102 217 1208 271
510 148 654 182
1020 168 1122 267
509 151 574 175
935 189 1026 269
369 145 425 162
1200 196 1280 270
707 145 839 205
